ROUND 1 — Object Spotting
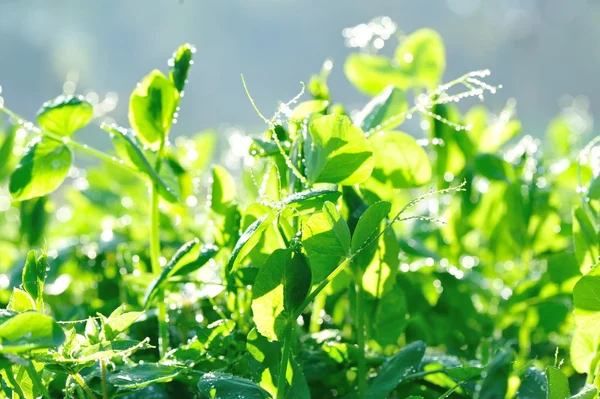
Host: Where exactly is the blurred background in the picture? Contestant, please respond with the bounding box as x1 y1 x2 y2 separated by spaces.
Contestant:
0 0 598 144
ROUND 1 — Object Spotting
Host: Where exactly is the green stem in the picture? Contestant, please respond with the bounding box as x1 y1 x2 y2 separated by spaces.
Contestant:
150 143 169 358
355 281 367 397
71 373 97 399
100 360 108 399
309 291 327 333
276 323 294 399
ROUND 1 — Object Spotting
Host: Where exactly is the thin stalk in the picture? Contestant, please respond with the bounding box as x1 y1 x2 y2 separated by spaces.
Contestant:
355 281 367 397
150 143 169 358
276 323 294 399
71 373 97 399
100 360 108 399
309 291 327 333
0 107 140 175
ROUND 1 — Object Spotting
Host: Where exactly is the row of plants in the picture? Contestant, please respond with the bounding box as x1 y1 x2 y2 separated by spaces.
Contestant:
0 20 599 398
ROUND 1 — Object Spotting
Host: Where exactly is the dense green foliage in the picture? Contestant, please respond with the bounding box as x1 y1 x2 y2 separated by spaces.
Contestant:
0 23 599 398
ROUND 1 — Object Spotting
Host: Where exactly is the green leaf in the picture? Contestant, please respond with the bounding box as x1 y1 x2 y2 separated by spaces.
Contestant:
128 69 179 151
100 308 143 341
21 250 47 309
516 367 547 398
198 373 271 399
305 114 374 185
211 165 237 214
109 364 183 389
363 229 400 299
365 341 426 399
36 95 93 136
259 162 281 203
251 249 311 340
351 201 391 254
344 53 408 96
9 137 72 201
7 288 35 313
477 350 512 399
0 125 17 180
573 206 599 273
368 131 431 188
145 238 217 306
445 366 484 381
354 86 408 132
282 189 342 215
372 285 407 346
395 28 446 89
475 153 515 182
571 385 598 399
102 124 178 202
571 267 600 374
546 366 570 399
589 176 600 201
227 211 275 274
0 312 65 353
302 202 351 284
169 43 195 92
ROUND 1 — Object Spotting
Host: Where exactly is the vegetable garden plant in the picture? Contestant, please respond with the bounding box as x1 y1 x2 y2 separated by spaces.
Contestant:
0 21 599 398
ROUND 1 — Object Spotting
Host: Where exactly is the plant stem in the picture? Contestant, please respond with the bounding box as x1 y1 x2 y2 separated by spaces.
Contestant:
71 373 97 399
355 281 367 397
149 143 169 358
276 323 294 399
100 360 108 399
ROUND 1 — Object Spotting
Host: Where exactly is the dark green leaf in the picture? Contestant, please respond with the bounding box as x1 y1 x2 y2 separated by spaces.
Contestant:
546 366 570 399
516 367 547 399
169 43 195 92
477 350 512 399
198 373 271 399
109 364 183 389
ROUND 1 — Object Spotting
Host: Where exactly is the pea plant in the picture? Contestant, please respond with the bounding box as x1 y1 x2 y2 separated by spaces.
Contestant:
0 19 599 399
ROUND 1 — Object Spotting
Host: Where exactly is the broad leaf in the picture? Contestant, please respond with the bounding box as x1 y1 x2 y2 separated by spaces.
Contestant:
351 201 391 254
37 94 93 136
9 137 72 201
109 364 183 389
546 366 570 399
368 131 431 188
571 267 600 374
211 165 237 214
344 53 408 96
516 367 547 398
128 69 179 150
305 115 374 185
571 385 598 399
282 189 341 215
21 250 47 309
7 288 35 313
252 249 311 340
227 211 275 274
365 341 426 399
477 350 512 399
0 312 65 353
395 28 445 88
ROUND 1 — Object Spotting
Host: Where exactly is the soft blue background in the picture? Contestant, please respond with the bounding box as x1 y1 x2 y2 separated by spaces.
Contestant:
0 0 598 142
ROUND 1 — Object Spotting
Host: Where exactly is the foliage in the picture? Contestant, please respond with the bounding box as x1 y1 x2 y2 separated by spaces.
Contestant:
0 21 598 399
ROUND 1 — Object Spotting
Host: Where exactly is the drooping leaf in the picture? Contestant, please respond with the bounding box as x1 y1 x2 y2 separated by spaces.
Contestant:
368 131 431 188
36 95 93 136
198 373 271 399
351 201 391 254
365 341 426 399
252 249 311 340
354 86 408 132
0 312 65 353
102 124 177 203
145 238 218 306
128 69 179 150
227 211 275 274
546 366 570 399
9 137 72 201
169 43 195 92
305 115 374 185
395 28 446 89
109 364 183 389
282 189 341 215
